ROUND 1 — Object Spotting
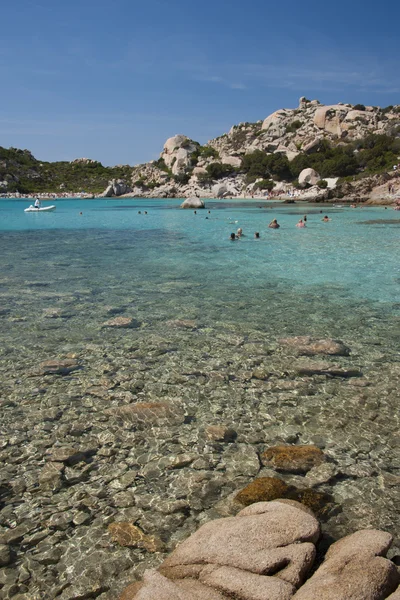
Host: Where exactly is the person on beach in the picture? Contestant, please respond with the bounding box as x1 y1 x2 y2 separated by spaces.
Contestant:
296 219 306 228
322 215 331 222
268 219 280 229
34 198 41 209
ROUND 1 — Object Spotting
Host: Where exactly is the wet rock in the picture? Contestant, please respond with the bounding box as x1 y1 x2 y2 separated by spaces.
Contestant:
47 446 96 465
294 360 361 377
235 477 290 506
108 522 164 552
166 319 197 330
106 402 185 427
103 316 140 328
37 358 80 376
205 425 237 442
235 477 336 519
0 524 32 545
304 462 339 486
0 543 11 566
38 462 64 491
279 336 350 356
293 529 400 599
261 445 325 474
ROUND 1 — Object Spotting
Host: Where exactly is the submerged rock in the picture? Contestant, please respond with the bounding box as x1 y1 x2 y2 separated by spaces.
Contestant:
261 445 325 474
279 336 350 357
235 477 290 506
38 358 80 375
294 360 361 377
108 523 164 552
106 401 185 427
103 316 140 328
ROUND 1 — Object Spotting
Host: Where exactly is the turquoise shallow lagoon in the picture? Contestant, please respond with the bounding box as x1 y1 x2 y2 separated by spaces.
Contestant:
0 197 399 599
1 198 399 342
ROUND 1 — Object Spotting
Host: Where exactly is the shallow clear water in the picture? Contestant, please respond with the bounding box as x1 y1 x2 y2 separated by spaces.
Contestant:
1 198 399 336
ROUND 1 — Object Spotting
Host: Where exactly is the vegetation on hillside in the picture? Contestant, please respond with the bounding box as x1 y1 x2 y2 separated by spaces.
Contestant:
0 147 132 194
240 134 400 184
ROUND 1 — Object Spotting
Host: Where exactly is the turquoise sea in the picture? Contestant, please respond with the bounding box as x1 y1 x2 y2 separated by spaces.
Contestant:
1 198 399 334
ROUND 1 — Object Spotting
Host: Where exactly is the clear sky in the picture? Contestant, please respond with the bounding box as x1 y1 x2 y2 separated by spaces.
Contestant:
1 0 399 166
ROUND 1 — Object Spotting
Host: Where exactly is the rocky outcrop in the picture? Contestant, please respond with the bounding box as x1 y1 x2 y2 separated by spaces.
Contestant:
102 179 132 197
298 168 320 188
120 501 400 600
161 135 198 175
293 529 400 599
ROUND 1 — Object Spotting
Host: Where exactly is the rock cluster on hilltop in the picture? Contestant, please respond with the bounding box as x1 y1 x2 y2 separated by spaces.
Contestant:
101 97 400 203
120 500 400 600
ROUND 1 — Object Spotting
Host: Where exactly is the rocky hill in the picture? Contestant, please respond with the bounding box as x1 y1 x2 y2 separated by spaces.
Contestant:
126 97 400 202
0 147 132 195
2 98 400 202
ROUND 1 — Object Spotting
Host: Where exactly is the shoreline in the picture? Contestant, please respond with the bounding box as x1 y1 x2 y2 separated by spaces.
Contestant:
0 193 398 207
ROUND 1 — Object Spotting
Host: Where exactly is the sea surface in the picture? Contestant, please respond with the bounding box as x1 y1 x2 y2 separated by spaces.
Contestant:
0 197 399 598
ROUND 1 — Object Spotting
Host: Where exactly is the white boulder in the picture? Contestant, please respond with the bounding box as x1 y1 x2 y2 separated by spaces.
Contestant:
102 179 132 197
180 197 205 209
298 168 321 188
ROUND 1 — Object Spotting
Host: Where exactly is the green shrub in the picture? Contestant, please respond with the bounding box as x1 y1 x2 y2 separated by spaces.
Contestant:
173 172 191 185
285 120 302 133
253 179 275 191
242 150 291 181
205 162 235 180
353 104 366 111
317 179 328 188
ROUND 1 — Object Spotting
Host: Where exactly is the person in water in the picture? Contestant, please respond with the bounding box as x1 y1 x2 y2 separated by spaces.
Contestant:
303 215 307 222
268 219 280 229
230 233 237 241
237 227 243 237
34 198 41 209
322 215 331 222
254 232 260 239
296 219 306 228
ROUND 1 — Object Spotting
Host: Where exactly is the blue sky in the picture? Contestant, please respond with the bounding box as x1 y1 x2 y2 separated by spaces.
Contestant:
1 0 399 165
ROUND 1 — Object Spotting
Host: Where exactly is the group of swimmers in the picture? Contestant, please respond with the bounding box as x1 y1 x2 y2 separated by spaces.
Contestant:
230 214 332 239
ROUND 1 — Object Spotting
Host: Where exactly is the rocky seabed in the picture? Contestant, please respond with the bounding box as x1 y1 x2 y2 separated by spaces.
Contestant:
0 322 399 600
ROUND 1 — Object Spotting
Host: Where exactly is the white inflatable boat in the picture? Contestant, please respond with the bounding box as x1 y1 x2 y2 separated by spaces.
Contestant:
24 205 56 213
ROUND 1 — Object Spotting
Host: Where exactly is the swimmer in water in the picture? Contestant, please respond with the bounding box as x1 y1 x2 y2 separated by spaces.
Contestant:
237 227 243 237
268 219 280 229
322 215 331 222
296 219 306 228
254 232 260 239
230 233 237 241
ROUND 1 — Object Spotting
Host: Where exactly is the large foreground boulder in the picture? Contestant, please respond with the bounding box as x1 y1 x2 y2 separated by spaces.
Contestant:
180 197 205 209
120 501 400 600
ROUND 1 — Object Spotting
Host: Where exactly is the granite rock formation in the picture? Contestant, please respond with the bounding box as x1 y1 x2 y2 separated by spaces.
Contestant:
120 500 400 600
